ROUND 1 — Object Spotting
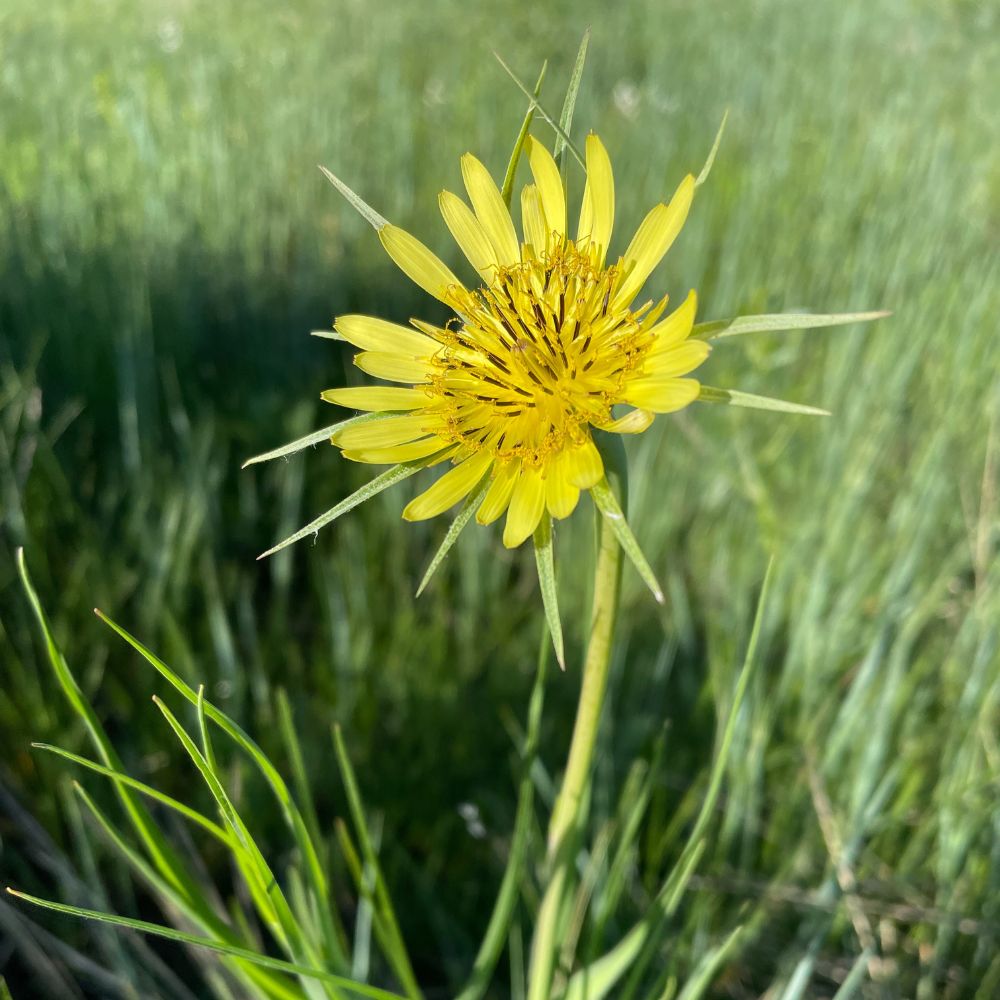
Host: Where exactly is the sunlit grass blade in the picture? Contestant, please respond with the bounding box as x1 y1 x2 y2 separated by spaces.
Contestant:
93 608 334 942
242 415 383 469
71 783 294 1000
675 925 748 1000
831 948 875 1000
5 890 406 1000
500 62 547 208
555 28 590 174
588 479 663 603
17 550 216 908
618 559 775 999
532 513 565 670
152 697 309 960
493 53 584 169
455 629 549 1000
277 689 348 967
695 309 890 340
695 109 729 188
258 461 430 560
332 726 423 1000
318 166 389 231
415 474 490 597
697 384 831 417
31 743 232 846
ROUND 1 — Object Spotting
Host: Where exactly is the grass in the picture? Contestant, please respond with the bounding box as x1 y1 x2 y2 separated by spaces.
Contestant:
1 0 999 995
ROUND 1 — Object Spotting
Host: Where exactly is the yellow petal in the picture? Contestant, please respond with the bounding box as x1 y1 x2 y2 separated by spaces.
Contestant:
616 174 695 305
642 339 711 377
378 224 463 302
520 184 549 253
332 413 437 449
342 437 447 465
576 134 615 262
354 352 436 383
321 387 428 411
646 290 698 351
438 190 499 282
599 408 655 434
477 459 520 524
461 154 521 265
335 315 439 355
564 438 604 489
503 465 545 548
526 136 566 239
623 377 701 414
544 453 581 519
403 451 493 521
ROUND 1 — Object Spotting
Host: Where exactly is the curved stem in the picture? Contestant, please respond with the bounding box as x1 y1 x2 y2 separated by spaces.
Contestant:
527 506 622 1000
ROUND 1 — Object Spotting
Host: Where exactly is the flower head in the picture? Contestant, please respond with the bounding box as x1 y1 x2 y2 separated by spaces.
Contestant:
323 134 709 547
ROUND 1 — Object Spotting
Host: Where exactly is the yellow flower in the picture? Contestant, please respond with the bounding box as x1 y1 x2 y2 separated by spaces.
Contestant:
323 134 709 548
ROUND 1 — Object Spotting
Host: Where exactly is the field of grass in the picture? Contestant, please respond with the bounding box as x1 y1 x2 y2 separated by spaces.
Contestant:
2 0 999 996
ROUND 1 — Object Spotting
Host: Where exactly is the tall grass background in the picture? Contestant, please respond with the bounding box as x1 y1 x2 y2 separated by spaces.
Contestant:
1 0 998 995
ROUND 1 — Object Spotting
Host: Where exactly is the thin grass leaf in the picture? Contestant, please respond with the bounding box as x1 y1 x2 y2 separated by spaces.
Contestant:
332 726 423 1000
831 949 874 1000
151 698 301 952
6 890 406 1000
17 551 211 907
532 513 565 670
695 109 729 188
555 28 590 174
258 461 430 559
276 690 348 966
242 415 383 469
695 309 890 341
588 478 664 603
93 609 334 939
31 743 232 846
561 844 704 1000
618 560 775 1000
697 384 831 417
500 62 547 208
493 53 585 169
72 784 296 1000
455 629 549 1000
318 166 388 231
675 925 747 1000
415 474 490 597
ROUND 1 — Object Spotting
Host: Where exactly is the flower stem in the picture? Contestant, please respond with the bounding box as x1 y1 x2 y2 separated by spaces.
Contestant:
526 501 622 1000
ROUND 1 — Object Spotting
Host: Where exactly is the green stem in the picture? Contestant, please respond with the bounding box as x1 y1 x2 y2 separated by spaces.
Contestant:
526 504 622 1000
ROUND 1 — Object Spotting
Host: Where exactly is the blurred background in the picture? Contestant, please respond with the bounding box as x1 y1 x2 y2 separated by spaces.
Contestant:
2 0 998 996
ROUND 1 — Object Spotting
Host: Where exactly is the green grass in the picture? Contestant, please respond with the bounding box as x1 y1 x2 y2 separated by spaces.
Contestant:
2 0 999 995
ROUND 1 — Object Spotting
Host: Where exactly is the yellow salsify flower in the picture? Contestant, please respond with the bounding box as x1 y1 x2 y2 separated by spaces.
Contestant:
322 134 707 549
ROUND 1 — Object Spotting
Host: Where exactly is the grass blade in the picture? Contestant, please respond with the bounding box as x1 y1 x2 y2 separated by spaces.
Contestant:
532 513 565 670
555 28 590 175
318 166 388 231
588 479 664 603
493 53 585 169
415 474 490 597
31 743 231 845
242 415 383 469
332 726 423 1000
6 890 406 1000
695 109 729 188
258 461 429 560
500 62 547 208
455 629 549 1000
697 384 831 417
695 310 890 341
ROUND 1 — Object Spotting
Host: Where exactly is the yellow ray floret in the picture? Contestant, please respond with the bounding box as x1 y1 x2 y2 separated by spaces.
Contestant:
324 134 709 547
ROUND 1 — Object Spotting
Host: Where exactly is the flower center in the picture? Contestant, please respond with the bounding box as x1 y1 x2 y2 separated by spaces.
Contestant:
429 241 651 466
